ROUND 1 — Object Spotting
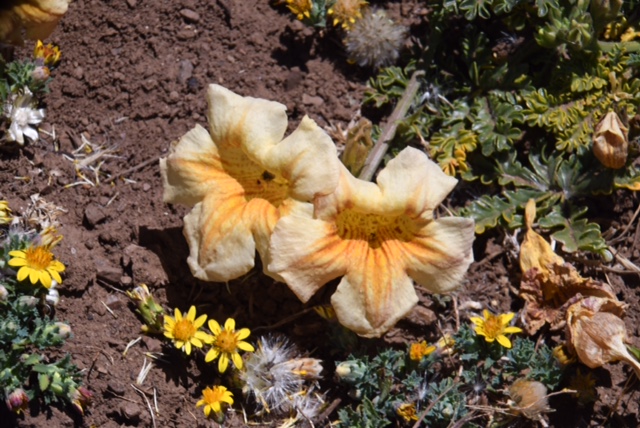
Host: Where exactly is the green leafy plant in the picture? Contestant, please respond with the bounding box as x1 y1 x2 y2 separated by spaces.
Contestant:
0 203 90 416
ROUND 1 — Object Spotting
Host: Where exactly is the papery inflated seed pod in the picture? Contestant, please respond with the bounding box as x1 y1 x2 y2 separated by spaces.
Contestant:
507 378 552 421
593 111 628 169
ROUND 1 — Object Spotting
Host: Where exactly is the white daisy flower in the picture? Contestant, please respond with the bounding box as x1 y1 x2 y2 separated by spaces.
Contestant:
4 88 45 145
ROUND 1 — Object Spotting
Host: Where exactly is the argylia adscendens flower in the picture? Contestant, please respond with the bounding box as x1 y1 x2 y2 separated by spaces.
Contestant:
205 318 254 373
160 84 340 283
163 306 211 355
0 0 71 46
269 147 475 337
8 245 65 288
196 385 233 419
470 309 522 349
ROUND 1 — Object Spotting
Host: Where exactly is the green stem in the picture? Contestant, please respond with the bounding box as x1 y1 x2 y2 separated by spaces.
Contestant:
358 70 425 182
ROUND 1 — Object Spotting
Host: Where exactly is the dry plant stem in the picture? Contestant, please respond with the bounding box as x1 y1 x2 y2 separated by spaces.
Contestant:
105 156 160 184
358 70 425 182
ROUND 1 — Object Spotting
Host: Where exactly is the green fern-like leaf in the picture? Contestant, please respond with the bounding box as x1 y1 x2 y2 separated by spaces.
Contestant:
538 205 608 256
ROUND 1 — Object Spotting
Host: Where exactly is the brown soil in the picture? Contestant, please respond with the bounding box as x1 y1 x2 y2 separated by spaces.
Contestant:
2 0 640 427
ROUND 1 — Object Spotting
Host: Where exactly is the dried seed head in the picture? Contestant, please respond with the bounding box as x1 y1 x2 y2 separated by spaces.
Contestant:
507 378 552 421
343 9 406 69
593 111 628 169
566 296 640 378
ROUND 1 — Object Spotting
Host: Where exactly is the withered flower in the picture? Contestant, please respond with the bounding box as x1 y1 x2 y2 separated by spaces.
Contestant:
507 378 552 421
566 296 640 379
518 199 618 334
592 111 628 169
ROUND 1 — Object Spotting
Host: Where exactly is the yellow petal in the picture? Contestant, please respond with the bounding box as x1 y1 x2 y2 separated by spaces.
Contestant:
503 326 523 334
39 271 52 288
47 268 62 284
17 267 29 282
184 341 192 355
496 335 512 348
205 348 220 363
224 318 235 331
195 331 212 343
237 341 254 352
194 314 207 329
500 312 515 325
218 354 229 373
208 319 221 335
8 257 27 267
231 352 243 369
29 268 40 285
236 328 251 341
186 306 197 321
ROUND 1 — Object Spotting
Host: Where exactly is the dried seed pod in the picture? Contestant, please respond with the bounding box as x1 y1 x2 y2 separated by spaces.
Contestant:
593 111 628 169
566 296 640 378
507 378 552 421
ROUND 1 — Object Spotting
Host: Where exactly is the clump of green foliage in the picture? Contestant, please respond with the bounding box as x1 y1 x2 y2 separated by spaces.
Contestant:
0 204 90 417
334 326 564 427
364 0 640 258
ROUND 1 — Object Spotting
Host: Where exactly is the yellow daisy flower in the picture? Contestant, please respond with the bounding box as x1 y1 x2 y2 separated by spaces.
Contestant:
409 341 436 361
163 306 211 355
470 310 523 349
8 245 65 288
160 84 340 283
196 385 233 419
34 40 61 68
205 318 254 373
328 0 368 30
285 0 312 21
269 147 475 337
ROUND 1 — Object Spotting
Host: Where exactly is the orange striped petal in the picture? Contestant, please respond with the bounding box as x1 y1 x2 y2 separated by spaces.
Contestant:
331 245 419 338
404 217 475 294
269 215 350 302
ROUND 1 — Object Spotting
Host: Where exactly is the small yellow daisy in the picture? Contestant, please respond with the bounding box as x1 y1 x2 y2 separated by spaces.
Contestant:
285 0 312 21
328 0 368 30
196 385 233 419
470 309 523 349
409 341 436 361
8 246 65 289
205 318 254 373
163 306 211 355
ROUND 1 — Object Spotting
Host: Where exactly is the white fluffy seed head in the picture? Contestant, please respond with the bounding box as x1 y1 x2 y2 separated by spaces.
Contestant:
239 335 324 417
344 8 407 69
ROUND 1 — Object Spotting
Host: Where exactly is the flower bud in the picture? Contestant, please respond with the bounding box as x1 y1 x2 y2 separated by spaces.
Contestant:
54 322 72 340
46 286 59 306
0 285 8 302
71 386 93 415
17 295 38 309
335 360 367 384
5 388 29 414
31 66 51 84
593 111 628 169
